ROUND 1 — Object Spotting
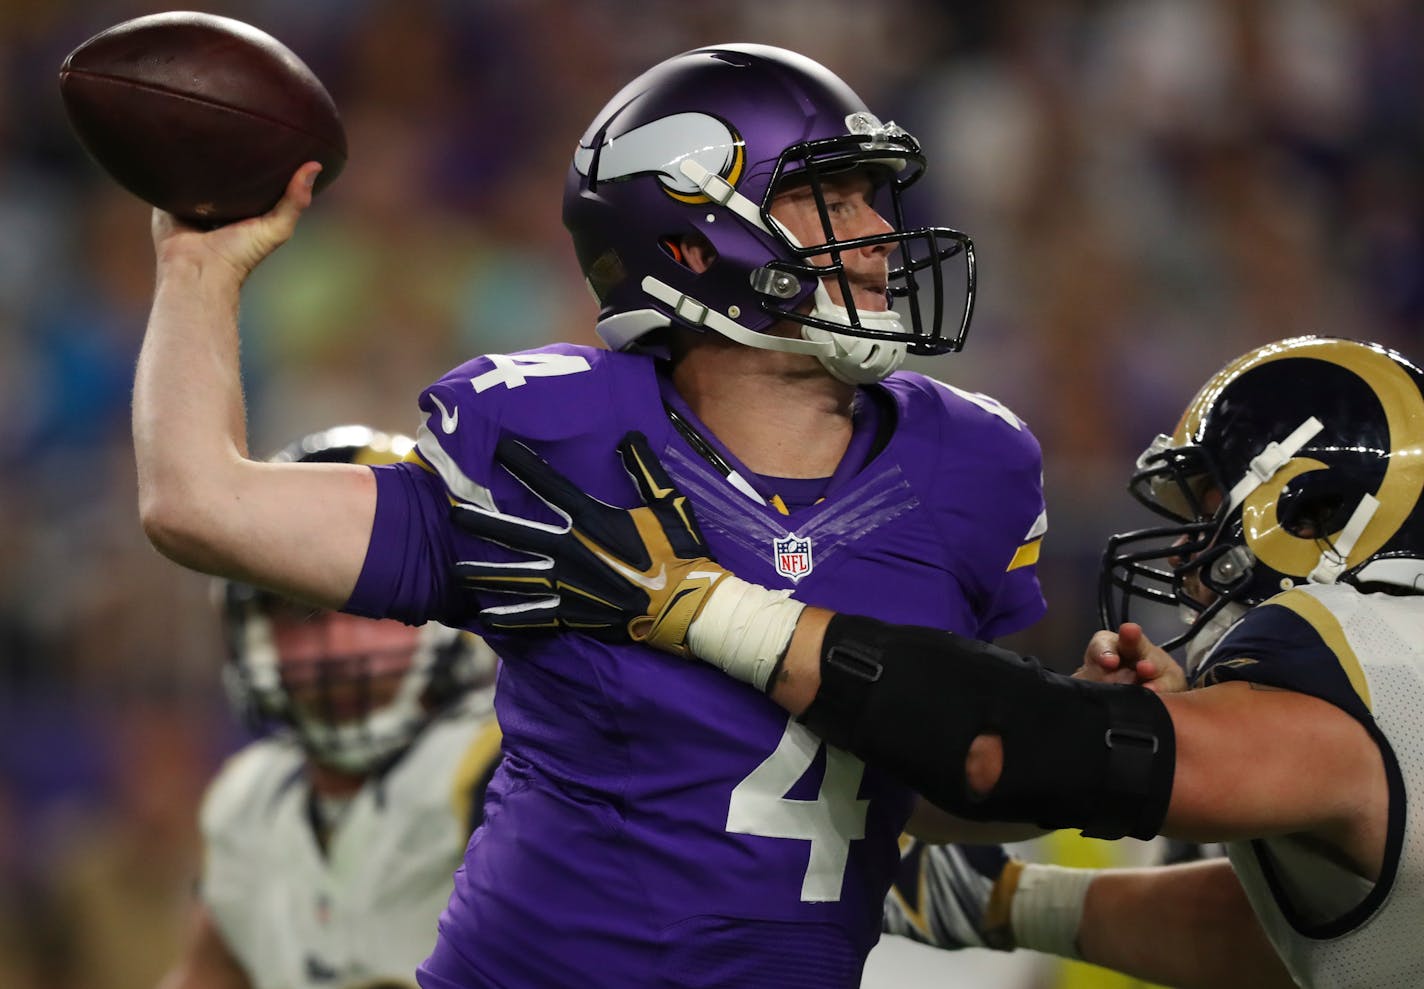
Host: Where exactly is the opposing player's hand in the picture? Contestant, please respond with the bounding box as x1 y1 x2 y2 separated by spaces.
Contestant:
1075 622 1187 693
152 162 321 282
882 840 1022 951
450 431 729 655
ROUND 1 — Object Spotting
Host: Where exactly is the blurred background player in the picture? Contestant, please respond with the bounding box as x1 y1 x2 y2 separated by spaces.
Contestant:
158 426 500 989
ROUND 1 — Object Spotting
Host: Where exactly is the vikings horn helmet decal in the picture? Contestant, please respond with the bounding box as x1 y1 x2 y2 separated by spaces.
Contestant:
1101 336 1424 656
573 112 745 204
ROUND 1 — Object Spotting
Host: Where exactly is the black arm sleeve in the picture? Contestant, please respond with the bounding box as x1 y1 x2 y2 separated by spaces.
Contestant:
799 613 1175 840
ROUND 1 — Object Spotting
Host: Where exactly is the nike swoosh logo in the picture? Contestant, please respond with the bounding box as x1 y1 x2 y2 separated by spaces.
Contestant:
430 394 459 434
589 545 667 592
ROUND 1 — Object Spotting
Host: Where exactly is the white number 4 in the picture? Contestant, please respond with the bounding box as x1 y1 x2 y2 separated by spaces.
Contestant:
470 353 592 392
726 717 869 902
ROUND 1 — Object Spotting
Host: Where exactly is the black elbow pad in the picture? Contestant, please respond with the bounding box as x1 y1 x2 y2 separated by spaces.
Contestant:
800 614 1175 841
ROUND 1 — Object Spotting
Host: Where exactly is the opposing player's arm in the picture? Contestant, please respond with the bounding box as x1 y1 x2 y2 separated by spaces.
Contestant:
135 164 374 608
884 841 1293 988
778 611 1388 877
1161 680 1386 865
155 904 252 989
1076 858 1295 989
451 434 1384 867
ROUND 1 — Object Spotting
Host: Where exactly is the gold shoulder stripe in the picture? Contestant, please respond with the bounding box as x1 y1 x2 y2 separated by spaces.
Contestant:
449 719 503 828
1266 590 1372 712
1007 538 1041 571
402 447 437 473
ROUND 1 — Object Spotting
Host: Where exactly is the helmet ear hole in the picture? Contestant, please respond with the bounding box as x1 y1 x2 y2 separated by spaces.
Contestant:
660 233 715 273
659 238 685 265
1278 483 1348 539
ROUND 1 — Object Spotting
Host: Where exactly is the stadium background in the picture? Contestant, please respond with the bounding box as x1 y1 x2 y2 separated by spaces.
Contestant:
0 1 1419 986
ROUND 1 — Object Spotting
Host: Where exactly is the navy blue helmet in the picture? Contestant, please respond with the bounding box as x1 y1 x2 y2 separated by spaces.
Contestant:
1102 336 1424 654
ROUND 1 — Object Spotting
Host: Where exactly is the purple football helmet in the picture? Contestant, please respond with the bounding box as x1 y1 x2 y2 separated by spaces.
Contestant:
563 43 975 383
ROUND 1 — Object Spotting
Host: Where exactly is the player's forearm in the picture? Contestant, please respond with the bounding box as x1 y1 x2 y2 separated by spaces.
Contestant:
1077 859 1294 989
773 622 1046 844
134 253 252 571
775 611 1176 840
764 605 832 713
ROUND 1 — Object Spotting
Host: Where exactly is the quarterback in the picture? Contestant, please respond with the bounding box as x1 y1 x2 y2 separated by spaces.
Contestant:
134 44 1046 989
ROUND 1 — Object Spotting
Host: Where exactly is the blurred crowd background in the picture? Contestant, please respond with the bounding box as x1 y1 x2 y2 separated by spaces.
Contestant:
0 1 1420 987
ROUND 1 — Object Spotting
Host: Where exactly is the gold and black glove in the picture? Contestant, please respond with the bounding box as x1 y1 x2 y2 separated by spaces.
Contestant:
450 431 727 655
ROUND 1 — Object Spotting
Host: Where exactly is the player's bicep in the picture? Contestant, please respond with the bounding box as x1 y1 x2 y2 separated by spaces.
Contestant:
146 458 375 608
141 457 376 610
157 904 252 989
1164 682 1386 847
232 461 377 609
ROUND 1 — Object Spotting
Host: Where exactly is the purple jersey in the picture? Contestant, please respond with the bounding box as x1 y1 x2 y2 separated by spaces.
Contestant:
347 344 1045 988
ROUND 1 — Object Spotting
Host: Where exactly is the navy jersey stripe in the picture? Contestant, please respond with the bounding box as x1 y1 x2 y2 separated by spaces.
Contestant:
1194 590 1372 722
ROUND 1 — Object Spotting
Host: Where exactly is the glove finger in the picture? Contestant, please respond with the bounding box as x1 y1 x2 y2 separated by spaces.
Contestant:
453 558 554 594
495 436 603 523
479 597 623 637
648 494 710 560
480 598 562 632
616 431 681 507
551 595 627 636
450 502 562 556
617 431 711 558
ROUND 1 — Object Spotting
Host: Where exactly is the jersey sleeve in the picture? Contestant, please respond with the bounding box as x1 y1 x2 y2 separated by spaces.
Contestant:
916 376 1048 640
345 344 656 628
1192 588 1374 723
976 498 1047 641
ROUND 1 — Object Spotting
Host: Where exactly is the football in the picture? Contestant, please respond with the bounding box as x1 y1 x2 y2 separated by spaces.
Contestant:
58 11 346 226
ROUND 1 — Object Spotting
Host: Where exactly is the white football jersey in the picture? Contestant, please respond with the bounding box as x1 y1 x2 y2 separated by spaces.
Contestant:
1196 584 1424 988
200 695 501 989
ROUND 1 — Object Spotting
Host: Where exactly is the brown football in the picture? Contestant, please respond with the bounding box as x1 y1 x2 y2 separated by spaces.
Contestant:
59 11 346 225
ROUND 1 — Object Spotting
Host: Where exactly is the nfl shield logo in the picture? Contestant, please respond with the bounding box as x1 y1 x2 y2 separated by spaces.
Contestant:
773 534 814 581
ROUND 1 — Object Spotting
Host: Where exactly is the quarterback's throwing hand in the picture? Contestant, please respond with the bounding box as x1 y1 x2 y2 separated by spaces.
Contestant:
450 431 727 655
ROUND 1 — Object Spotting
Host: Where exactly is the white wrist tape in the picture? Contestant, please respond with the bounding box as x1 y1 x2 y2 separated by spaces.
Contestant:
1009 863 1098 960
686 574 805 692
